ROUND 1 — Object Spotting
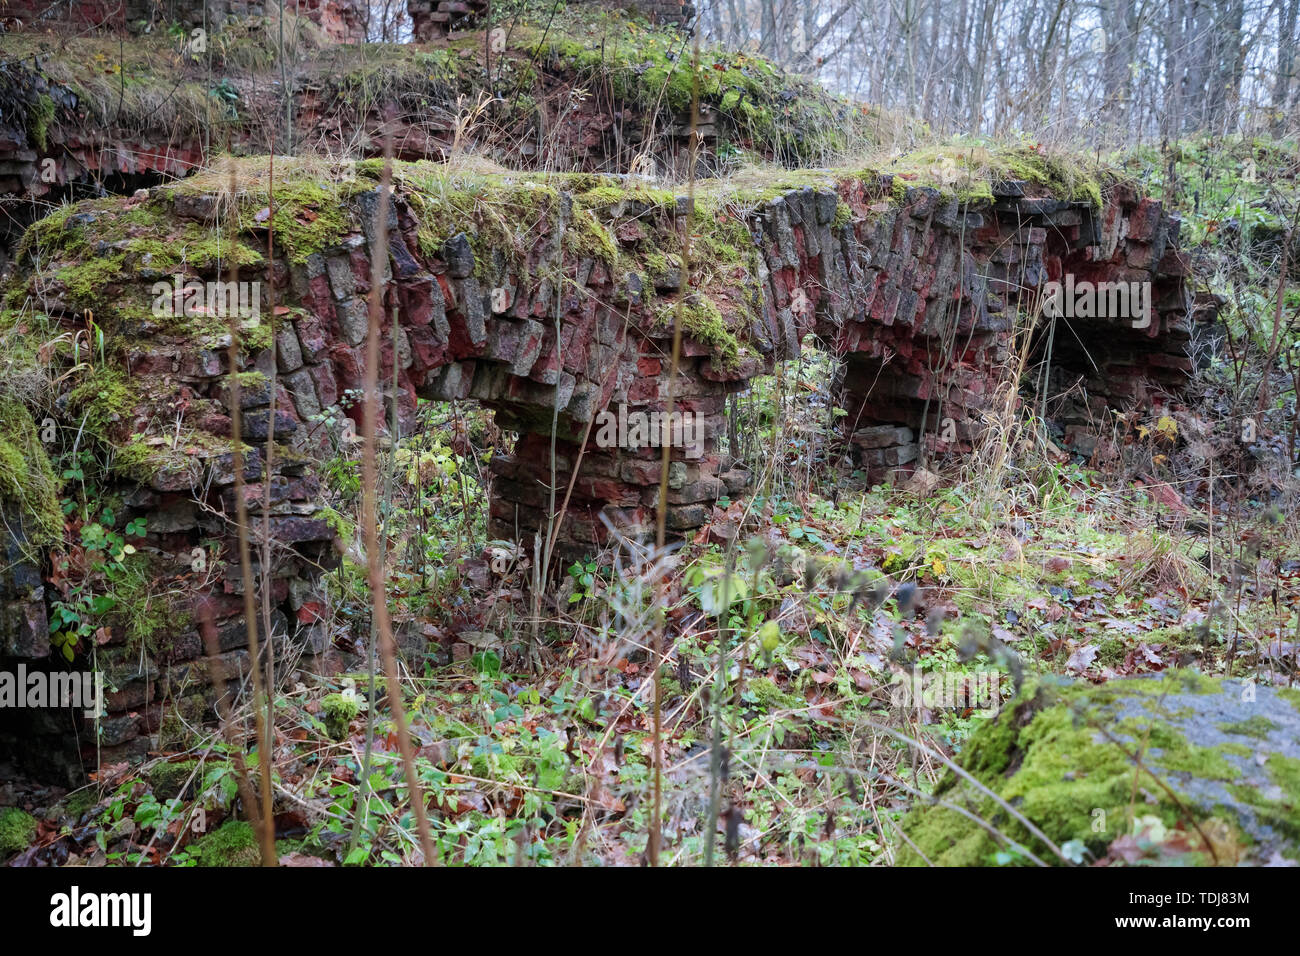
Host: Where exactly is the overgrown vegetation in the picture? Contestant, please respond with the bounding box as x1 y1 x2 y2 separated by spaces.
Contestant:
1 6 1298 873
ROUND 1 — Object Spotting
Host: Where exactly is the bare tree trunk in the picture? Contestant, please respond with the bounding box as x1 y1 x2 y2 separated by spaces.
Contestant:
968 0 1000 131
760 0 776 57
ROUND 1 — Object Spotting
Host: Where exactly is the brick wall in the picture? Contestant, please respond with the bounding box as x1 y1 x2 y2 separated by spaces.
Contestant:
0 0 366 40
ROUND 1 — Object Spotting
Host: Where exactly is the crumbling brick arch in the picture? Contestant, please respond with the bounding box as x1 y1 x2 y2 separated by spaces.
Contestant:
0 158 1200 779
1024 187 1194 454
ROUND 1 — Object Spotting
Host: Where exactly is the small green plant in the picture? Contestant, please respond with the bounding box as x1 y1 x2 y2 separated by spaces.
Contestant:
48 446 149 661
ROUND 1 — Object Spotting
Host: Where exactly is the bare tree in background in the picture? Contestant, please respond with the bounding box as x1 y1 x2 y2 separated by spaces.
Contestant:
698 0 1300 145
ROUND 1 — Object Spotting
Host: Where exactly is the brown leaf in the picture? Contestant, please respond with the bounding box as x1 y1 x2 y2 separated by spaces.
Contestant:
1066 643 1099 673
280 852 334 867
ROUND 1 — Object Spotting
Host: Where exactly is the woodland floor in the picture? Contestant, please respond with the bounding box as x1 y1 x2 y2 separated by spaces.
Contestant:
2 341 1296 867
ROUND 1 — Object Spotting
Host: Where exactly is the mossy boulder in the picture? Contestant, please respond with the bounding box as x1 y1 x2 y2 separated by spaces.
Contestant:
898 671 1300 866
191 820 261 867
0 807 38 854
146 760 199 801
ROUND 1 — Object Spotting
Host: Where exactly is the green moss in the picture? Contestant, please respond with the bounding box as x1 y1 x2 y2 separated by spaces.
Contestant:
396 164 563 279
1218 715 1280 740
869 142 1106 209
1265 754 1300 795
1223 754 1300 849
521 10 894 165
656 295 741 370
319 505 354 538
54 255 126 306
146 760 199 800
322 691 362 740
109 439 167 483
564 210 621 267
746 676 802 710
191 819 261 866
105 552 191 657
172 159 374 265
897 673 1259 866
0 397 63 548
271 182 355 263
1274 686 1300 711
832 200 853 229
126 229 264 273
17 203 84 260
1139 721 1240 778
571 176 678 212
1167 670 1224 695
28 93 56 152
63 788 98 818
65 367 136 444
0 808 37 854
110 427 244 486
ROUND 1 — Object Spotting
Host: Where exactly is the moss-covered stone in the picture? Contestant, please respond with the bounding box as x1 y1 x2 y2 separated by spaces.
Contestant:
28 93 56 152
146 760 199 801
898 671 1300 865
322 691 362 740
65 367 137 445
191 819 261 866
102 552 192 657
63 788 99 819
1218 715 1280 740
655 295 741 370
168 159 367 265
872 141 1107 207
